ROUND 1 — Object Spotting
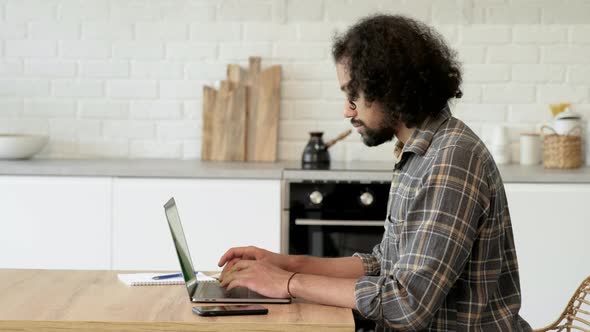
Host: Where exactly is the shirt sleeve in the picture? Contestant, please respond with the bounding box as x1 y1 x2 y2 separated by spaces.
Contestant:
354 146 491 331
353 241 383 276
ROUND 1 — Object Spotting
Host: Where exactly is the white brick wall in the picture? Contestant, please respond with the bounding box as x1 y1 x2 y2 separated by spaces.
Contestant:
82 22 134 41
191 23 241 41
286 0 323 22
130 101 183 120
156 121 200 139
0 60 23 76
166 42 217 60
0 22 26 39
59 41 110 59
135 22 188 41
5 0 55 20
218 1 274 22
53 80 104 98
57 0 109 21
105 80 156 99
0 99 23 117
25 60 77 78
0 79 49 97
29 21 80 40
23 100 76 118
6 41 56 57
132 61 183 79
103 121 154 139
49 119 101 138
461 26 512 44
80 61 129 78
130 140 182 159
112 42 164 60
273 42 327 60
0 0 588 161
79 101 128 119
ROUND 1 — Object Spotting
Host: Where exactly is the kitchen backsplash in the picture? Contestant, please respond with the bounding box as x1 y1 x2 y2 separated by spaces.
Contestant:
0 0 589 162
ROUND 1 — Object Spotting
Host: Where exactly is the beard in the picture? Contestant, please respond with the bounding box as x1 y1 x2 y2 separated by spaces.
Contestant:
351 117 396 147
361 125 396 146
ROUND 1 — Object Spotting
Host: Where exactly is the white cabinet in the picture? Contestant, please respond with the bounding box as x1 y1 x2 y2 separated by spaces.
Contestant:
505 183 590 329
0 175 281 272
0 176 112 270
112 178 281 271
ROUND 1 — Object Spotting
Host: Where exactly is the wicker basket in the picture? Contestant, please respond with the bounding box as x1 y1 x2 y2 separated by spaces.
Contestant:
541 126 582 169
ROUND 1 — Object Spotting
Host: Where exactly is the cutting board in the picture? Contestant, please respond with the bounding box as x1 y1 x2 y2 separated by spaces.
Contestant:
200 57 281 162
227 57 281 162
246 57 261 161
209 80 247 161
250 65 281 162
201 86 216 161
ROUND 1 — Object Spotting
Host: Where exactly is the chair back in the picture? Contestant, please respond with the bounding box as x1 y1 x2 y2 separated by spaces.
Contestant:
534 275 590 332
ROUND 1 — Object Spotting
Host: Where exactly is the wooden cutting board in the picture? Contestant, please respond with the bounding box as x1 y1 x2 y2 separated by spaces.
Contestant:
209 80 247 161
246 57 261 161
250 65 281 162
201 86 216 161
200 57 281 162
225 64 248 161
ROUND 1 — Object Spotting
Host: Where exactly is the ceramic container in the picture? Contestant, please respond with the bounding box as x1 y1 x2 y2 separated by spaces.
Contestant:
0 134 48 159
520 133 541 165
553 109 582 136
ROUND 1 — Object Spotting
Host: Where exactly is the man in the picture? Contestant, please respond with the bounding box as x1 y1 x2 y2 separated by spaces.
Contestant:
218 14 532 331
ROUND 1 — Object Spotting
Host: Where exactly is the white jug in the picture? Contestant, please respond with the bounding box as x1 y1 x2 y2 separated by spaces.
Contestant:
553 109 582 136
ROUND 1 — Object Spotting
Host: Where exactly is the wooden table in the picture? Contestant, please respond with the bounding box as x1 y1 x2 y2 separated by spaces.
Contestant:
0 269 354 332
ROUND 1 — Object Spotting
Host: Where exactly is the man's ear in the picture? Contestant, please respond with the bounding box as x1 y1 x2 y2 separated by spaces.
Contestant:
362 95 373 108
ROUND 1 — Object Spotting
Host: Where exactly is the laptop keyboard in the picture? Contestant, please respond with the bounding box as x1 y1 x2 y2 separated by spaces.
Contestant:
225 287 251 298
198 282 262 299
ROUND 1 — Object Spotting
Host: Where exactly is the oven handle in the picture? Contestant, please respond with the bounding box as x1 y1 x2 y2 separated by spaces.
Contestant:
294 219 384 227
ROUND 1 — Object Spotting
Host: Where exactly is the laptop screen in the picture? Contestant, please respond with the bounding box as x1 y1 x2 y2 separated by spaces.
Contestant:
163 197 198 300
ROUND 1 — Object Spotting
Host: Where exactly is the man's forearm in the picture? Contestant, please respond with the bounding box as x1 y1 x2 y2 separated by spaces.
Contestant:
288 273 358 309
285 255 365 278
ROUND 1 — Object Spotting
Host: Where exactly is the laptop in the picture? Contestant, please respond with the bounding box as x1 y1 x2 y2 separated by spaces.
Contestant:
163 197 291 304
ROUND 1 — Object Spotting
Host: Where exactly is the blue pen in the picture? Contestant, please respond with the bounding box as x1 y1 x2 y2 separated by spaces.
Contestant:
152 272 195 280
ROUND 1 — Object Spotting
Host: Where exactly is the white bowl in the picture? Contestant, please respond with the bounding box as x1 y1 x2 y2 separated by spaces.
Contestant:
0 134 49 159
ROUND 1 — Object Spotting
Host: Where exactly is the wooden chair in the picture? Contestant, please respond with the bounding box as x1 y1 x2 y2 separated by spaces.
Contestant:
534 275 590 332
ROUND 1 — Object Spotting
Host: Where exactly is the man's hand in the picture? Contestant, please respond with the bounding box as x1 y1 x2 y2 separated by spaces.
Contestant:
217 246 287 280
219 260 292 299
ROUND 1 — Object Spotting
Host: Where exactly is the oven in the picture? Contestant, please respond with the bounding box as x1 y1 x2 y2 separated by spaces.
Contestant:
282 180 390 257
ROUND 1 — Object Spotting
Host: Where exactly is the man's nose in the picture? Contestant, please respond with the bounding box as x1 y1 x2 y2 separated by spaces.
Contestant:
343 101 357 118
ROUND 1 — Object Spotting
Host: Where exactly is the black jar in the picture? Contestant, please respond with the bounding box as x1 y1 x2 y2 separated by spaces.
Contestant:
301 132 330 169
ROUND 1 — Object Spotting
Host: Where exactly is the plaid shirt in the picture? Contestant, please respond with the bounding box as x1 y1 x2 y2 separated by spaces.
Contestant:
354 106 532 331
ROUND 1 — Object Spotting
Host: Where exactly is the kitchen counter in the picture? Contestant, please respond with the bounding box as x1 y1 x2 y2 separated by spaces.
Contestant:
284 162 590 183
1 159 590 183
0 159 285 179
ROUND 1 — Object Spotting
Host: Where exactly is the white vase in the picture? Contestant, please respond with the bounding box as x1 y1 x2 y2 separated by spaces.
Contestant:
489 144 511 165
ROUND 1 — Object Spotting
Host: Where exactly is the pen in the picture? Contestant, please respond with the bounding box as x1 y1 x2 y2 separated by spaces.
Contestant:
152 272 192 280
152 272 220 280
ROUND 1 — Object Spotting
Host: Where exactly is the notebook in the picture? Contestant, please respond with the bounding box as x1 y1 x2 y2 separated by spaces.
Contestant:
118 272 218 286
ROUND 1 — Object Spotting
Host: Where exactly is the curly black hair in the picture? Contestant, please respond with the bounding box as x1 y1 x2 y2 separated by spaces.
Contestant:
332 14 462 128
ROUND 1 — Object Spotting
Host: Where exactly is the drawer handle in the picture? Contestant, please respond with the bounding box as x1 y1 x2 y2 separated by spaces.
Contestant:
294 219 384 227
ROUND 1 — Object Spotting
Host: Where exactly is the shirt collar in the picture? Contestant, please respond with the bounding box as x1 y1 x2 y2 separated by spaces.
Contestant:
394 105 452 159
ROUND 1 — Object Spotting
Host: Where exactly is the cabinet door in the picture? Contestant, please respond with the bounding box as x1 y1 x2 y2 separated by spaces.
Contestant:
505 183 590 328
113 178 281 271
0 176 112 270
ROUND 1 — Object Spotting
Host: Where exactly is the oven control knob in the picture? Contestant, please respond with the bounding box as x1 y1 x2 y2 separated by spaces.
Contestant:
309 191 324 205
359 191 374 206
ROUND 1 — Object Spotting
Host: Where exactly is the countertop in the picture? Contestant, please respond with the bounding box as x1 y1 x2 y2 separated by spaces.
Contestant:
0 269 354 332
1 159 590 183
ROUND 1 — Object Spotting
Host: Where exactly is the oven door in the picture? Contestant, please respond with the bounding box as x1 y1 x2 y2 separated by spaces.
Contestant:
289 218 384 257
